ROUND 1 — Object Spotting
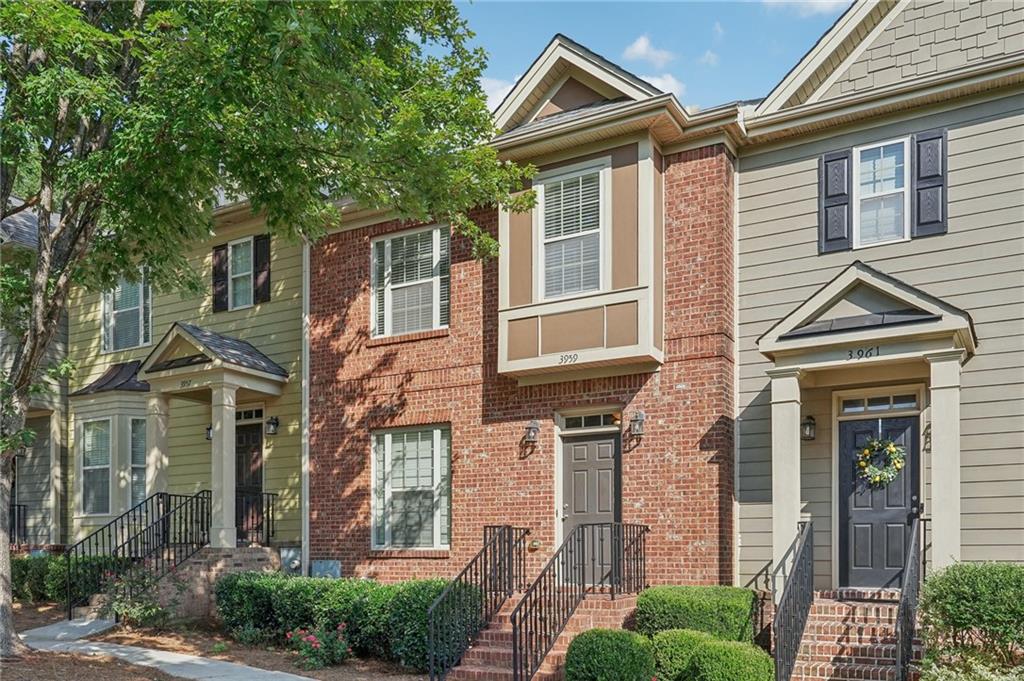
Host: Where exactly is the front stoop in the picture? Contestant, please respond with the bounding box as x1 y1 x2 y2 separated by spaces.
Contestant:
447 595 637 681
790 593 921 681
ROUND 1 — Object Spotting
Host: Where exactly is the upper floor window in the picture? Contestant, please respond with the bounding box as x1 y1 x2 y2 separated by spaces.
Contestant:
81 419 111 515
854 138 909 248
371 226 450 337
103 272 151 352
539 166 605 299
229 237 253 310
212 234 270 312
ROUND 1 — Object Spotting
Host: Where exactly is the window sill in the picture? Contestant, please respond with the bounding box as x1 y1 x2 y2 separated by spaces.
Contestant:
369 549 450 559
366 328 449 347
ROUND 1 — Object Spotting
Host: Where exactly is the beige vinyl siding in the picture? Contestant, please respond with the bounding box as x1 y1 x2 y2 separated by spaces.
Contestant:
736 93 1024 587
65 215 303 544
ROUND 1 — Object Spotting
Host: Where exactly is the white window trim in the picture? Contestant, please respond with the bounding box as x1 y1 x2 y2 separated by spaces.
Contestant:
369 225 448 338
102 271 151 354
228 236 254 311
370 424 450 550
535 158 612 302
80 417 113 517
852 137 911 250
129 417 147 507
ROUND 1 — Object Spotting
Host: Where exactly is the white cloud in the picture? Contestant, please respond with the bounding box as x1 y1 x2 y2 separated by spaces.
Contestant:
699 50 720 67
763 0 851 17
623 35 675 69
713 21 725 41
481 76 516 111
641 73 686 97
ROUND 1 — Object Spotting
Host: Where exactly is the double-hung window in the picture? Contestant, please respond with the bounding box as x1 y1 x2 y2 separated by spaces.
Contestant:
371 425 451 549
854 139 910 248
229 237 254 310
129 418 147 507
103 272 151 352
541 167 603 299
371 226 450 337
81 419 111 515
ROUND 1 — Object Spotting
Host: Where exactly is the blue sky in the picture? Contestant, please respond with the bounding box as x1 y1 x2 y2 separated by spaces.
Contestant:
457 0 853 111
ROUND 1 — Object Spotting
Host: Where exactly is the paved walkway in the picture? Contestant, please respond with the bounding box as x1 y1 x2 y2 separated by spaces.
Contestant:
21 619 311 681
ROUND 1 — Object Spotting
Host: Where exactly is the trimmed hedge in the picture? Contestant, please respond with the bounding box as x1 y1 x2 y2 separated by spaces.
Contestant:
387 579 448 672
11 554 132 605
564 628 655 681
12 556 50 602
653 628 716 681
635 585 757 642
688 639 774 681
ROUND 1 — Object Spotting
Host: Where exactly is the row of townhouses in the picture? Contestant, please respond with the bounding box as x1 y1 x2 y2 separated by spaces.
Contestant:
4 0 1022 620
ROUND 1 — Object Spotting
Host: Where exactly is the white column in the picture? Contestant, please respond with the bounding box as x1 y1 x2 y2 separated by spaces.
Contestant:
769 368 803 588
926 350 964 568
210 383 237 548
146 393 170 495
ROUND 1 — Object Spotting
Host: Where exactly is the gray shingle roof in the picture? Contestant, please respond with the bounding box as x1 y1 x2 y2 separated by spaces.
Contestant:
175 322 288 377
779 308 940 340
495 98 636 141
70 360 150 396
1 198 57 250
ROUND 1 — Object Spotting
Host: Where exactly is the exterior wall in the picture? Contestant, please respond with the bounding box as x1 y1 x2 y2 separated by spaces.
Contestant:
736 93 1024 587
15 416 53 545
64 215 304 545
154 546 281 620
537 78 606 119
308 143 735 586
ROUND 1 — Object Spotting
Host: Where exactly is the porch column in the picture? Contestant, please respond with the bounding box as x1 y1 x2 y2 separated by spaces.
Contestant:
210 383 237 548
769 368 803 584
146 393 170 495
926 350 964 568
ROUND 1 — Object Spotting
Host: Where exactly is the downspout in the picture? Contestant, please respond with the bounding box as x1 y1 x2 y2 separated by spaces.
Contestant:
301 237 311 575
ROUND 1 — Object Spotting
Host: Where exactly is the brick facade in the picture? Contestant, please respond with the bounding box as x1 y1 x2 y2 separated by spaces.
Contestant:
308 143 736 587
154 547 281 620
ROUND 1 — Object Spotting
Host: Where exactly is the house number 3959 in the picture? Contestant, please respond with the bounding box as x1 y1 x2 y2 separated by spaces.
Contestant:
559 353 579 365
847 346 881 360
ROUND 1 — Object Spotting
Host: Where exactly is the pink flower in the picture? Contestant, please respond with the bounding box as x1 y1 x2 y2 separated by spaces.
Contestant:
286 632 293 640
311 642 321 649
304 635 317 643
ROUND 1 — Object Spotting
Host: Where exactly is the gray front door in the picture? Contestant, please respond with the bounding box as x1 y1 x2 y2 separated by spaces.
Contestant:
562 434 621 584
838 417 920 588
235 423 264 544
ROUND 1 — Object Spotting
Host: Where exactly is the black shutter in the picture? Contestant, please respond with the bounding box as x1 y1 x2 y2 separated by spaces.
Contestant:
819 149 853 254
912 129 947 238
253 234 271 303
212 244 229 312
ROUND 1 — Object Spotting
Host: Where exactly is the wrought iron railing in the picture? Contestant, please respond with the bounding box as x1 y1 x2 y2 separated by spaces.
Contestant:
772 521 814 681
8 503 28 546
427 525 530 681
895 518 922 681
236 491 277 546
511 522 649 681
66 490 211 619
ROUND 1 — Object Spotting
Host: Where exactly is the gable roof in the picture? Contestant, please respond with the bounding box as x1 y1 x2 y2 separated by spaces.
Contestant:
142 322 288 379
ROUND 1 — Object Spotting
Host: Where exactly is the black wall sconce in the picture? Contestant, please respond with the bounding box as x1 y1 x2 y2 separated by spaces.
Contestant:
265 416 280 436
523 420 540 445
629 410 646 440
205 424 213 441
801 415 816 441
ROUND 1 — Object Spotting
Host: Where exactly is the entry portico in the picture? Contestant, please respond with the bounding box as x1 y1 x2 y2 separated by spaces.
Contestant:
139 322 289 548
758 261 976 588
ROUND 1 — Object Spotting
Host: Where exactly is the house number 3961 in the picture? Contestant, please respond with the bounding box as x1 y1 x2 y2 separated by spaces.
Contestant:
847 346 881 360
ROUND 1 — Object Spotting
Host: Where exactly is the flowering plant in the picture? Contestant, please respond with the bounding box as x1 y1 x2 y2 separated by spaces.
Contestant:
855 438 906 488
286 623 352 669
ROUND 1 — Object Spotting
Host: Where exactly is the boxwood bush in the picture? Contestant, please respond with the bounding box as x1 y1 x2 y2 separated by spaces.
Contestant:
12 555 51 602
564 628 655 681
387 578 448 672
635 585 757 642
652 628 716 681
688 639 773 681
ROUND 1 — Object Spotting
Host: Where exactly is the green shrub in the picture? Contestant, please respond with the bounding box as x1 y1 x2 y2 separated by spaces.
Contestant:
652 628 716 681
12 556 51 602
920 658 1024 681
688 639 773 681
920 562 1024 669
635 585 757 642
387 579 448 671
214 571 286 636
564 628 655 681
316 580 398 659
43 555 133 605
271 576 326 635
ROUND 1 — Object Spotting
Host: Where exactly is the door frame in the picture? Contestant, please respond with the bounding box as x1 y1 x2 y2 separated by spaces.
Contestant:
830 383 925 589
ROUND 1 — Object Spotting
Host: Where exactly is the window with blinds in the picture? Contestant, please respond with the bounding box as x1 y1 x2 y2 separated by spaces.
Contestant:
82 419 111 515
370 226 450 337
542 170 602 298
229 237 254 310
103 272 151 352
371 425 451 549
130 418 147 507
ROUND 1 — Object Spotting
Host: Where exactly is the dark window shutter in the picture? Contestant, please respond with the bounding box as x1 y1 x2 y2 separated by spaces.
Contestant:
253 234 271 303
819 149 853 254
212 244 228 312
371 240 385 336
912 129 947 238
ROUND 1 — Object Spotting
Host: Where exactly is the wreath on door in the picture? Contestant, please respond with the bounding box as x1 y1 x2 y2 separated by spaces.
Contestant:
855 438 906 488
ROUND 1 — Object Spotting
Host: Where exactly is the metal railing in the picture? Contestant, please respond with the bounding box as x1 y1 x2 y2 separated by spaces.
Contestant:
236 491 278 546
895 518 922 681
427 525 530 681
8 503 27 546
511 522 649 681
66 490 211 619
772 521 814 681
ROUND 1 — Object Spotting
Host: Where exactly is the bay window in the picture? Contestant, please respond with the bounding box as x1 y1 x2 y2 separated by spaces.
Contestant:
81 419 111 515
130 418 147 507
540 167 604 299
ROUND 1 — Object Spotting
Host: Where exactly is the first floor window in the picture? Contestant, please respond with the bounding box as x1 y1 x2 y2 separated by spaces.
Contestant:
82 420 111 514
103 272 151 351
371 226 450 337
130 418 147 507
372 425 451 549
855 139 909 247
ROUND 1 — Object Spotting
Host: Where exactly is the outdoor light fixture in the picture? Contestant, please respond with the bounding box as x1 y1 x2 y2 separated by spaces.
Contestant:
523 420 540 444
205 424 213 441
265 416 280 436
801 415 816 441
629 410 646 439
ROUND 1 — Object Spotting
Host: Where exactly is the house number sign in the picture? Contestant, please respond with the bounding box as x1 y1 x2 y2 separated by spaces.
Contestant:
846 345 881 360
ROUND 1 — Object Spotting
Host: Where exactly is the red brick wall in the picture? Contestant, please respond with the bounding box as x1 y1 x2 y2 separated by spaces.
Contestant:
308 143 736 586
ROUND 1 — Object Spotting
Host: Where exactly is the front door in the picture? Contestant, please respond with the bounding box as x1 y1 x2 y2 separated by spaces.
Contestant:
235 423 264 544
838 416 920 588
562 434 621 585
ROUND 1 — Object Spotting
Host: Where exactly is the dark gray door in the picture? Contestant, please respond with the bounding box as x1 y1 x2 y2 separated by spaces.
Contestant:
235 423 264 544
838 417 920 588
562 434 621 584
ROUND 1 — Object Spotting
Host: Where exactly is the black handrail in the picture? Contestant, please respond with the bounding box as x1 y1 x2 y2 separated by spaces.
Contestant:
236 491 278 546
511 522 649 681
895 518 922 681
8 503 27 546
772 521 814 681
427 525 530 681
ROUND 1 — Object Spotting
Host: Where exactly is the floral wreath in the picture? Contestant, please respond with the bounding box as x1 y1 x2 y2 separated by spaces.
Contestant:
855 438 906 488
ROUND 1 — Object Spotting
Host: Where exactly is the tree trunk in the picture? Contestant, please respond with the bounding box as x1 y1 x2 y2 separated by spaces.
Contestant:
0 397 31 659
